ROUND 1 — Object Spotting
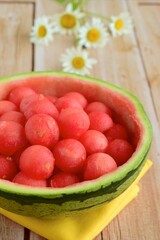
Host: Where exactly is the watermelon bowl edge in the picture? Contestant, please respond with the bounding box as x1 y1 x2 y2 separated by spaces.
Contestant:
0 71 152 218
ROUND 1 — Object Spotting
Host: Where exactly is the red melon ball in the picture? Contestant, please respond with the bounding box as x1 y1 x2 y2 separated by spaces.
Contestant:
46 95 58 104
0 121 27 156
13 171 47 187
85 101 112 116
55 96 82 112
83 153 117 180
50 172 80 188
23 97 59 120
0 155 18 180
25 114 59 148
58 107 90 139
105 123 129 142
0 111 26 126
12 146 29 167
20 93 40 113
19 145 55 179
106 139 134 166
8 86 36 106
64 91 88 108
0 100 17 116
88 111 113 133
53 139 86 174
80 130 108 154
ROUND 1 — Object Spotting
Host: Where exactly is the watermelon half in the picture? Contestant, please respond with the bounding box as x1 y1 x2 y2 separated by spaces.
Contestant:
0 71 152 218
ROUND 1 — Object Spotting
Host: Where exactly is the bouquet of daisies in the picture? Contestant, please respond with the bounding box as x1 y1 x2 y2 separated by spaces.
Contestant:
30 0 133 75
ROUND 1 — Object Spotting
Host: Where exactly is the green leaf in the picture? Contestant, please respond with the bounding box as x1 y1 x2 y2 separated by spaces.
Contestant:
70 0 84 10
53 0 69 5
52 0 88 9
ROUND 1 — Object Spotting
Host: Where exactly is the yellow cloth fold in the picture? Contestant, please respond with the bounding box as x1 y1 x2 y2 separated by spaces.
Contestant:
0 160 152 240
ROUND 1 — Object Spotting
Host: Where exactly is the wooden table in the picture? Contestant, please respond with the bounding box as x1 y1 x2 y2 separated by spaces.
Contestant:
0 0 160 239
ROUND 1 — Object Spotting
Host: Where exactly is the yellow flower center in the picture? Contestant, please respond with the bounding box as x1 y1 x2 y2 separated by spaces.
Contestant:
115 19 124 30
37 25 47 38
72 57 85 69
87 28 101 42
60 14 76 29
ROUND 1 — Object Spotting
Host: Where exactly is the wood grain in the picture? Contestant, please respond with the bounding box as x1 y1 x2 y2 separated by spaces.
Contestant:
0 0 35 2
0 215 24 240
128 1 160 123
0 3 33 78
0 0 160 240
29 232 46 240
0 2 33 240
137 0 160 3
34 0 74 72
85 0 160 239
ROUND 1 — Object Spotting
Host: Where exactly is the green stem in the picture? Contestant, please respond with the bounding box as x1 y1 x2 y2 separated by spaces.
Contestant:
53 0 68 5
53 0 89 10
71 0 85 10
84 10 111 21
78 0 87 8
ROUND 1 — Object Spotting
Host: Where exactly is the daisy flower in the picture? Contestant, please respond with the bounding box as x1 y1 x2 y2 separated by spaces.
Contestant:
108 12 133 37
78 18 109 48
60 47 97 76
52 3 84 35
30 17 55 45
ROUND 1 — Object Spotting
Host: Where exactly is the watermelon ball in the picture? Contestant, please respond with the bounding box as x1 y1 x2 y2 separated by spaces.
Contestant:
13 171 47 187
25 114 59 148
20 93 40 113
85 101 112 116
80 130 108 154
64 91 88 108
50 172 80 188
105 123 129 142
19 145 55 179
55 96 82 112
58 107 90 139
0 100 17 116
106 139 134 166
46 95 58 104
53 139 86 174
12 146 28 167
88 111 113 133
0 155 18 180
8 86 36 106
83 153 117 180
0 121 27 156
0 111 26 126
23 96 59 120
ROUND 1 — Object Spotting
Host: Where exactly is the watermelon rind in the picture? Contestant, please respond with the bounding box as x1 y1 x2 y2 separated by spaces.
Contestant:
0 71 152 218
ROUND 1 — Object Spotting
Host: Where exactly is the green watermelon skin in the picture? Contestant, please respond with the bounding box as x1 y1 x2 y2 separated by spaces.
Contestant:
0 157 147 218
0 71 152 218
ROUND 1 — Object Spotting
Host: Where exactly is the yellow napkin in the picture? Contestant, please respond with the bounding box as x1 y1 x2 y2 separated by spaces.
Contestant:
0 160 152 240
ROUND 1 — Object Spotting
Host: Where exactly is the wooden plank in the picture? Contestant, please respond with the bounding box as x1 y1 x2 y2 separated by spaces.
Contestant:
30 2 74 240
84 0 160 239
137 0 160 4
94 233 102 240
34 0 74 72
29 232 46 240
0 2 33 240
0 215 24 240
128 1 160 127
31 0 160 239
0 0 35 2
0 0 157 240
0 2 33 78
31 0 159 239
32 1 103 238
